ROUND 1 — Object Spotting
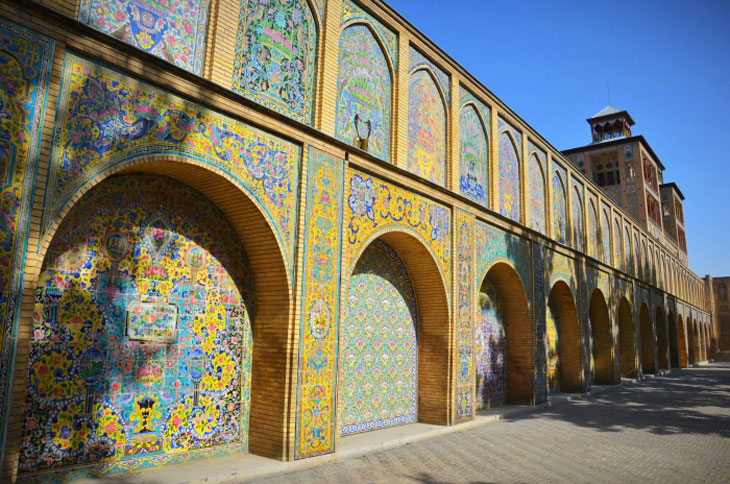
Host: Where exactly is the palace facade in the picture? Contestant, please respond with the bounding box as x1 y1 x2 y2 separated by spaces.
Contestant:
0 0 716 482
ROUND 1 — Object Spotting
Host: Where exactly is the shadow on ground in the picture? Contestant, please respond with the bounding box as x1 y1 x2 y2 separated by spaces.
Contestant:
502 364 730 437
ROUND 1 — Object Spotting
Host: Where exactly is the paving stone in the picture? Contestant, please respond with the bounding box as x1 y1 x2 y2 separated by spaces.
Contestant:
238 364 730 484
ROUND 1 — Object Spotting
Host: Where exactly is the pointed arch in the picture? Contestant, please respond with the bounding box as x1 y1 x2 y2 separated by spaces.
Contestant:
601 208 611 265
335 22 393 161
552 171 567 244
614 218 622 269
498 130 521 222
587 199 599 259
528 153 547 235
571 186 584 252
459 102 489 205
233 0 319 124
408 67 447 185
668 310 679 368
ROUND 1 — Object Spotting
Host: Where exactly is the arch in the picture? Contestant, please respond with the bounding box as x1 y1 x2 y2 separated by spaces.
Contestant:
546 281 583 393
589 289 616 384
528 154 547 235
668 310 679 368
587 200 599 259
601 209 611 266
16 171 291 474
477 262 534 406
233 0 319 124
335 22 393 161
624 227 632 273
341 230 451 428
678 314 688 367
408 67 447 185
655 307 669 370
633 235 640 278
552 171 567 244
27 159 292 462
498 130 521 222
613 219 622 268
571 186 584 252
639 303 655 374
691 320 700 364
458 102 489 204
340 240 417 434
618 297 637 378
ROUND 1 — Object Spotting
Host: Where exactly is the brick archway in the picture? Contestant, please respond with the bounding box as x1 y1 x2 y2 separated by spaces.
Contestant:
10 159 295 472
691 320 700 364
590 289 616 384
479 262 534 405
547 281 583 393
618 297 637 378
640 303 656 374
678 315 688 367
668 311 679 368
347 230 451 426
655 308 669 370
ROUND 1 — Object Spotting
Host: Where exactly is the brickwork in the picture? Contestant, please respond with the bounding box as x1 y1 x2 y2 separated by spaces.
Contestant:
0 1 716 482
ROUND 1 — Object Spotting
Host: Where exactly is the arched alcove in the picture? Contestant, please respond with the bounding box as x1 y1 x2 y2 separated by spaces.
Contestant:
589 289 616 384
546 281 582 393
639 303 655 374
618 297 637 378
655 308 668 370
16 165 293 475
668 311 679 368
477 262 534 406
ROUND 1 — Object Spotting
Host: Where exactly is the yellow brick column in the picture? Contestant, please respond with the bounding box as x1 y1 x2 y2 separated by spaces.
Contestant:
521 133 528 227
204 0 241 88
449 76 460 192
489 109 499 212
546 156 555 240
395 33 410 170
316 0 344 134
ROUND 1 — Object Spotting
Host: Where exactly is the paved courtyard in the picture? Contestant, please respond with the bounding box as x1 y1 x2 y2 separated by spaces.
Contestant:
242 364 730 484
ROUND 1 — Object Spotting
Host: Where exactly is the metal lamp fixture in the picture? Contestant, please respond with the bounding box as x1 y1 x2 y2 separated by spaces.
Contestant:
353 114 371 151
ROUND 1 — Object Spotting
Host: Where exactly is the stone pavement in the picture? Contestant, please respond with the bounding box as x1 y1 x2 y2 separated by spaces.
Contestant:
239 363 730 484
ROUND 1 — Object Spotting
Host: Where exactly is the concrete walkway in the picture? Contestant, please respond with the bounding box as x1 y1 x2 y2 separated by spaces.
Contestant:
69 363 730 484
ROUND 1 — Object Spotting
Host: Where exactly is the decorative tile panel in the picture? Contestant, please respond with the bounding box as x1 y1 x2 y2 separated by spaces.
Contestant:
528 153 546 235
0 19 53 452
44 53 300 280
334 24 391 161
295 148 344 459
340 241 417 434
345 169 451 289
587 198 598 259
455 210 474 421
571 180 584 252
78 0 208 74
498 129 520 223
601 205 611 265
341 0 397 69
20 176 253 477
407 69 446 185
475 278 505 407
409 46 449 104
474 221 531 301
552 166 567 245
458 103 488 205
233 0 318 125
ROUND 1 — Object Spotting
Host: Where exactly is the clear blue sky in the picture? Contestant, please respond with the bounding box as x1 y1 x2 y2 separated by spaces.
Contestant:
387 0 730 277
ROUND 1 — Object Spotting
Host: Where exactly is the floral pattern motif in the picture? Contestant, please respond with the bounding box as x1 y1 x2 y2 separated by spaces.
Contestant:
499 131 520 222
78 0 209 74
407 69 446 185
458 104 488 205
19 176 253 476
476 279 505 407
295 149 344 458
340 241 417 435
234 0 318 124
45 54 300 277
335 24 392 161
